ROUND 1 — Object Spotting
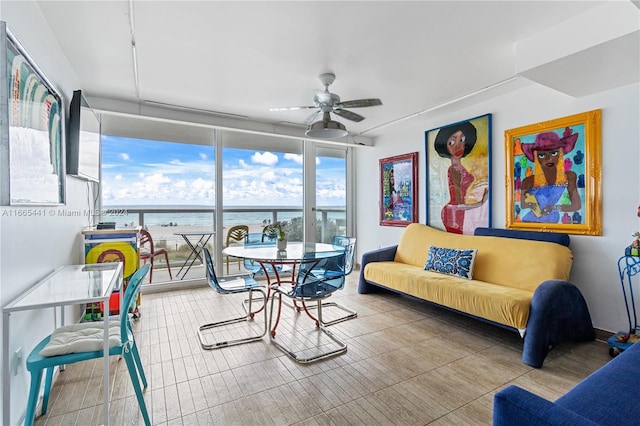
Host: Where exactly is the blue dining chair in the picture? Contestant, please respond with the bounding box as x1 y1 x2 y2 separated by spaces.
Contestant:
332 236 356 275
304 236 358 326
25 263 152 426
268 250 348 363
242 232 291 277
197 247 268 349
242 232 276 276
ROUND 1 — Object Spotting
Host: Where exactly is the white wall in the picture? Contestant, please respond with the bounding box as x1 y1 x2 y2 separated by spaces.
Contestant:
0 0 637 422
357 80 640 335
0 3 97 423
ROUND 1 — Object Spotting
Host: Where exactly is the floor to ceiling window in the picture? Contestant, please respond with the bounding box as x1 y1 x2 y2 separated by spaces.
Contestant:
219 130 304 275
98 113 352 283
101 135 216 282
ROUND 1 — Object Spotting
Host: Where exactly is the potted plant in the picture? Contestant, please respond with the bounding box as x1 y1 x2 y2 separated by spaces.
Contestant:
264 221 288 250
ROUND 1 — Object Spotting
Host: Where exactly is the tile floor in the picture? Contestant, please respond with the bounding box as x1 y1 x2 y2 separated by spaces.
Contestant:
33 272 611 425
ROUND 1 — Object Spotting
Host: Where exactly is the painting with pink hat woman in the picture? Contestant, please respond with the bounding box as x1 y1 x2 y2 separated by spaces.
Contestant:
519 127 582 223
506 109 601 235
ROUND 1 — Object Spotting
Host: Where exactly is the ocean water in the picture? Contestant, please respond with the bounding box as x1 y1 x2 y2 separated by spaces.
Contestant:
102 205 344 228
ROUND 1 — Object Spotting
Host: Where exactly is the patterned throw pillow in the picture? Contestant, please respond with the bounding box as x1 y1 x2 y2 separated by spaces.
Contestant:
424 246 477 280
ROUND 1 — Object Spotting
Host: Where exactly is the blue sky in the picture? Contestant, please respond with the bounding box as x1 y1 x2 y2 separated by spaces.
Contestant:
101 136 346 207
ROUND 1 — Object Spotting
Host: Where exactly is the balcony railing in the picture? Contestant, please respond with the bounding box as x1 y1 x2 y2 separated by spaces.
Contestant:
103 206 346 283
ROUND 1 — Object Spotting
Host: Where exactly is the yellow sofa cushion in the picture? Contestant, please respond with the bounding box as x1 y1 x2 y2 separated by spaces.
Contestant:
394 224 572 292
364 261 533 329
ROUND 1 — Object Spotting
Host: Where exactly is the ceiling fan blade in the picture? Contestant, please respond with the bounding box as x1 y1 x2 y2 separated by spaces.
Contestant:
269 105 317 112
333 108 365 122
336 98 382 108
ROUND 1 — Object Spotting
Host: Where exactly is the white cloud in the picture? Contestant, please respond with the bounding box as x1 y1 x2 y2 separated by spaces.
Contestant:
199 152 208 160
191 177 213 190
144 173 171 185
143 160 205 176
282 153 320 165
284 153 303 165
252 151 278 166
239 159 248 168
119 153 130 161
114 174 123 180
284 153 320 165
261 169 277 182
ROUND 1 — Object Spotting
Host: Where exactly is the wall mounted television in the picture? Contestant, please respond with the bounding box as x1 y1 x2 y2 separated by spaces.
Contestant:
67 89 101 182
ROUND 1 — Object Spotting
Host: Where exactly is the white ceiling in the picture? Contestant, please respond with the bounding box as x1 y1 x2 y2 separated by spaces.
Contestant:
34 1 636 140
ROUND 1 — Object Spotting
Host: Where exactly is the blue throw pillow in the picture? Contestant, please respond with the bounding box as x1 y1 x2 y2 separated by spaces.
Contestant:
424 246 477 279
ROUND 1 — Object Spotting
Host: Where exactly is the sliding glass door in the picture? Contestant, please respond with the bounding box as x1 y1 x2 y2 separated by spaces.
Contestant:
314 145 347 243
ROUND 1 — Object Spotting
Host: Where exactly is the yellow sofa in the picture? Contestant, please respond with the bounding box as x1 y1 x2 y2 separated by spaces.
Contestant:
358 224 594 368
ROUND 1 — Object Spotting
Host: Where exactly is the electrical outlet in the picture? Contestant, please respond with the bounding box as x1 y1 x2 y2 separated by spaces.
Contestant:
12 347 22 376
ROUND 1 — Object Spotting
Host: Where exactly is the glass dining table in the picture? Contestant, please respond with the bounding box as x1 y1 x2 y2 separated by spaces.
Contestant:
223 242 348 360
222 242 339 285
222 242 344 327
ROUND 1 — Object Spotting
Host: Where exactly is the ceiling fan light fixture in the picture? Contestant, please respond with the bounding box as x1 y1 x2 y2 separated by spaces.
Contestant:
305 112 349 139
275 72 381 139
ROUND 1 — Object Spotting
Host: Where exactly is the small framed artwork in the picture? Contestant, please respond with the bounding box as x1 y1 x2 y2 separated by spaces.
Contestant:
0 22 65 205
425 114 492 235
380 152 418 227
505 109 602 235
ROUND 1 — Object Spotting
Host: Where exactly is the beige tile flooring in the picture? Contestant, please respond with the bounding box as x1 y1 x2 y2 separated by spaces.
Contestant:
34 272 611 425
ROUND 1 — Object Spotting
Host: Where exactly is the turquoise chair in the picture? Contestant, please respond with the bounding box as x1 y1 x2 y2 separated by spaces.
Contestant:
197 247 268 349
25 264 152 426
268 251 348 363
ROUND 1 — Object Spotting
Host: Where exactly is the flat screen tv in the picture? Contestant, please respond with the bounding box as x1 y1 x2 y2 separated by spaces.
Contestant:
67 90 101 181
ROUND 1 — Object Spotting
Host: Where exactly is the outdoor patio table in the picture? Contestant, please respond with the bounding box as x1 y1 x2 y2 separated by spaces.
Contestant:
173 231 215 279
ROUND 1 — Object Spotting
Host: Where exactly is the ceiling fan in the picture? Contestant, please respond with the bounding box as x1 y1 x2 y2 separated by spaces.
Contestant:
270 72 382 139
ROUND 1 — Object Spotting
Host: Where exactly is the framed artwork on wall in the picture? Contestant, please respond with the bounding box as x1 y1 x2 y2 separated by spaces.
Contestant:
379 152 418 227
505 109 602 235
425 114 492 235
0 21 65 205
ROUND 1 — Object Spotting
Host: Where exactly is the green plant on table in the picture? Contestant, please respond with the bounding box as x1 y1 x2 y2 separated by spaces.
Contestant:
264 221 288 240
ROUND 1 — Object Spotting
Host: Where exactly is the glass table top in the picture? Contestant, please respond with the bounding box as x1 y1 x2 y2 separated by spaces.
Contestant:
222 242 341 262
4 263 123 312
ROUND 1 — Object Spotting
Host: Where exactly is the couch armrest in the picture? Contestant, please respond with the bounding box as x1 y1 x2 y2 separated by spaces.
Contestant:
523 280 595 368
493 385 600 426
358 245 398 293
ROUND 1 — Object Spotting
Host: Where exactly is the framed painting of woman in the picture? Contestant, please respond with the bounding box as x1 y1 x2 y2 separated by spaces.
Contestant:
505 109 602 235
425 114 492 235
379 152 418 227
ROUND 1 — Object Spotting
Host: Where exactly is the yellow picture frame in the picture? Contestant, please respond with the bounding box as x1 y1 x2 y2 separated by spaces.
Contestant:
505 109 602 235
